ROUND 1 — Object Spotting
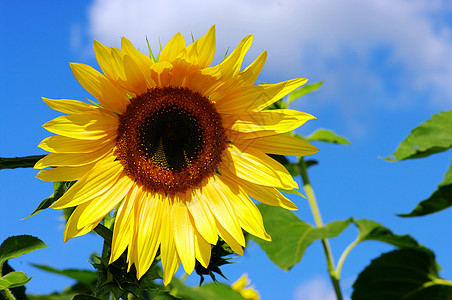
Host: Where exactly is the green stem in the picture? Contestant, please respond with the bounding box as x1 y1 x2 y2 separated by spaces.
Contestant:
299 157 343 300
1 289 16 300
0 155 45 170
430 278 452 287
336 237 360 278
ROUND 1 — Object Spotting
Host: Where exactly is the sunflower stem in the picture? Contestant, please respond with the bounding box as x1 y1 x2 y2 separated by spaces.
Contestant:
0 155 45 170
1 289 16 300
299 157 343 300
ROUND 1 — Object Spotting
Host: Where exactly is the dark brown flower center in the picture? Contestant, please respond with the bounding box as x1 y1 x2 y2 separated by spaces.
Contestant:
115 87 227 194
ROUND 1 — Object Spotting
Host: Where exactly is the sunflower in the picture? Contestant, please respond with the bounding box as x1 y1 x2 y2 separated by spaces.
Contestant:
35 26 318 285
232 274 260 300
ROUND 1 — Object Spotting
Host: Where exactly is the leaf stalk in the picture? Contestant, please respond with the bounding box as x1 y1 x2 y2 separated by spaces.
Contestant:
299 157 343 300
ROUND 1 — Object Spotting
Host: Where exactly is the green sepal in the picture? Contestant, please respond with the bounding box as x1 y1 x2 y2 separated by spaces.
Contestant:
89 224 162 299
195 239 234 285
146 36 156 63
277 188 306 199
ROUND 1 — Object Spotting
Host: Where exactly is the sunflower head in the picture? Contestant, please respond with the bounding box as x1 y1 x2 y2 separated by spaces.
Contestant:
232 274 260 300
36 25 318 285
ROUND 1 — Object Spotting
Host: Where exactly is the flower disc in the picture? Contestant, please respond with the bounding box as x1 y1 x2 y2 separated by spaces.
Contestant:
116 87 227 194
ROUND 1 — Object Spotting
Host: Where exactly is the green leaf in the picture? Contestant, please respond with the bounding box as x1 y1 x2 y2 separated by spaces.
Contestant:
288 81 323 105
399 162 452 217
352 248 452 300
0 235 48 267
250 205 351 270
171 278 245 300
305 129 350 145
72 295 102 300
0 155 45 170
0 271 31 289
1 261 27 298
352 219 420 248
31 264 97 286
26 181 75 219
386 110 452 161
146 289 179 300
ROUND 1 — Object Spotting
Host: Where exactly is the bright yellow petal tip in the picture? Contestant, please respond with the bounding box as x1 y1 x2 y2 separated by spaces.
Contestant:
232 274 260 300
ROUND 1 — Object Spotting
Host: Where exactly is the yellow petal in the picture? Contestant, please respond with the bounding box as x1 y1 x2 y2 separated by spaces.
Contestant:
93 40 126 82
38 135 114 153
216 220 244 256
50 158 123 209
110 183 139 263
36 164 95 182
203 175 245 246
42 98 98 115
188 25 216 68
194 231 211 268
237 50 267 86
223 144 298 190
123 54 148 95
34 146 112 169
253 78 308 112
42 112 117 140
234 134 319 157
226 109 315 138
77 173 133 229
172 198 196 274
169 55 192 87
64 201 98 241
187 189 218 245
70 62 130 114
160 197 180 285
225 169 298 210
121 37 155 88
232 274 251 291
220 35 253 78
159 33 186 62
219 175 270 241
150 61 173 87
135 191 163 279
215 82 286 114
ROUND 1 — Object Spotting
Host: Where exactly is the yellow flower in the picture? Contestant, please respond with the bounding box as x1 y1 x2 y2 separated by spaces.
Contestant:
232 274 260 300
35 26 318 285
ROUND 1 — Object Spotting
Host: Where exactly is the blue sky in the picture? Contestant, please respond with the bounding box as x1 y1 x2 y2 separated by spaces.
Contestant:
1 1 452 299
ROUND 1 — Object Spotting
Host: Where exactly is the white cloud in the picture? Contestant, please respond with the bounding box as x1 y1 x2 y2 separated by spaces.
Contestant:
86 0 452 85
294 276 351 300
82 0 452 136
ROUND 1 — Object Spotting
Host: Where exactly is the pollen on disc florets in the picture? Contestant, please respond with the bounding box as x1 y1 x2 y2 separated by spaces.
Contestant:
115 86 227 194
